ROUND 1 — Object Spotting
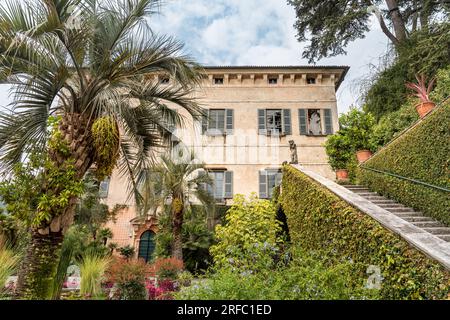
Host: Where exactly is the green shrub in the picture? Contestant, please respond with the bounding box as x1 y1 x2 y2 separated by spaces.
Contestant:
0 236 19 293
370 100 418 150
358 102 450 226
325 133 353 170
280 165 450 299
79 253 111 297
107 258 148 300
210 194 282 271
339 108 376 152
430 65 450 103
176 246 378 300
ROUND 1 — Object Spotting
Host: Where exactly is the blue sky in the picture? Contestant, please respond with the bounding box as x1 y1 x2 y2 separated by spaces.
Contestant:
0 0 391 114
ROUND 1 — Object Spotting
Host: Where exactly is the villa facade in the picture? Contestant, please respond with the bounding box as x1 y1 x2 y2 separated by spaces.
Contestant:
103 65 349 260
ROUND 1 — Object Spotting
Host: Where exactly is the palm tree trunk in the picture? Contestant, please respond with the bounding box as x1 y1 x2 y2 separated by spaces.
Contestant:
15 230 64 299
171 196 184 261
15 112 93 299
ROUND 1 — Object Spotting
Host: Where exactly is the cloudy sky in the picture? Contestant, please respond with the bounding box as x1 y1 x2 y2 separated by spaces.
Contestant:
0 0 391 114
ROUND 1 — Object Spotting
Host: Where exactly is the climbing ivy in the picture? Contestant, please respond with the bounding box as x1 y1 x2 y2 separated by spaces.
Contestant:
0 117 84 229
280 165 449 299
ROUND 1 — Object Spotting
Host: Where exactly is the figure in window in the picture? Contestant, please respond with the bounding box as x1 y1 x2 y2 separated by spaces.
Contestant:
308 109 322 135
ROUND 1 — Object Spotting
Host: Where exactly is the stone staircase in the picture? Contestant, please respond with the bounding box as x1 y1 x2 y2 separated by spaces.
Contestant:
342 185 450 242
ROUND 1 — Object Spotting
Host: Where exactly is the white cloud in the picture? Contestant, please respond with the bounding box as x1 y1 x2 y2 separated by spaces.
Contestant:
0 1 392 114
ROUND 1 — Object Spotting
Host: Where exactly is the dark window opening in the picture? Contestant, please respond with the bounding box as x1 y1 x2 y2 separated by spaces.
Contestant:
214 77 224 85
268 78 278 85
306 77 316 84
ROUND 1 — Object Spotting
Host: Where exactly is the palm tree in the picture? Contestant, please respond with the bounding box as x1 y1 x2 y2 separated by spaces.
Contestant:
0 0 203 299
137 150 214 261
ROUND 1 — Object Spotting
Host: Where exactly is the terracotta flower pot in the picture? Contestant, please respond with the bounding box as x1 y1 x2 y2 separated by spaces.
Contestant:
336 169 349 181
356 150 372 163
415 101 435 118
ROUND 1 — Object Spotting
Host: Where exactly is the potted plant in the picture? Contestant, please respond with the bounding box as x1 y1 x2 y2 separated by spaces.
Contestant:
325 133 352 181
339 108 375 164
406 74 436 118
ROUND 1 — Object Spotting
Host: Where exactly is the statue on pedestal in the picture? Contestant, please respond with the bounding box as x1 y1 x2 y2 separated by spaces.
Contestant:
289 140 298 164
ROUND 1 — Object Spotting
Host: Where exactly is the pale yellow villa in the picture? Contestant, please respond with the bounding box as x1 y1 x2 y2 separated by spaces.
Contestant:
103 65 349 260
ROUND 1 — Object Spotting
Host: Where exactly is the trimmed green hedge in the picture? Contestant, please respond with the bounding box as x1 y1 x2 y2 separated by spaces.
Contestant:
280 165 449 299
357 103 450 226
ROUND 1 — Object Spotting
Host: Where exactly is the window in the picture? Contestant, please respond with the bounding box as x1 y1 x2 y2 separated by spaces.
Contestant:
200 170 233 201
214 77 224 85
258 109 291 136
298 108 333 136
259 169 282 199
268 77 278 85
306 76 316 84
138 230 155 263
99 177 110 198
201 109 234 135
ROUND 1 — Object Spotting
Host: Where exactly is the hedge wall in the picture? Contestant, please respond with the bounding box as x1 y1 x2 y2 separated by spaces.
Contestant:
357 103 450 226
280 165 449 299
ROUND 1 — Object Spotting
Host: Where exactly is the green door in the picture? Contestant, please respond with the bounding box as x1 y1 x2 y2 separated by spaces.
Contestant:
138 230 155 263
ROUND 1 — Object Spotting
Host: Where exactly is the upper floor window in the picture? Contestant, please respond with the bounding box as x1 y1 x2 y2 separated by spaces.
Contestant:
259 169 282 199
268 77 278 85
258 109 292 136
298 108 333 136
99 177 110 198
306 76 316 84
214 77 224 85
201 109 234 135
199 170 233 201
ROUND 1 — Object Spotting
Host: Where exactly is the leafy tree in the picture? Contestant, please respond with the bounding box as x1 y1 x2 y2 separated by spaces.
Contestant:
288 0 450 62
339 107 376 152
325 133 354 170
363 22 450 119
210 194 283 271
0 0 203 299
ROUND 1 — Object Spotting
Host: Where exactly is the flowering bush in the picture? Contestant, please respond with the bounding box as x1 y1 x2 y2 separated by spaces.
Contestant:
146 279 177 300
149 257 183 280
106 258 148 300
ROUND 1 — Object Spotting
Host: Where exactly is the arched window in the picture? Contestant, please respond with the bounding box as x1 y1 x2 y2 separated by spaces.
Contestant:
138 230 155 263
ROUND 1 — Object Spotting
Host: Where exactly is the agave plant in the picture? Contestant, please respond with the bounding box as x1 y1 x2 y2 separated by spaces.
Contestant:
0 0 204 299
405 74 436 103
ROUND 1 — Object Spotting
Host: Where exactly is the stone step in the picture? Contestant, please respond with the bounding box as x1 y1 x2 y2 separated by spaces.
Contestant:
364 196 389 201
371 200 398 205
347 187 371 192
422 227 450 235
394 212 423 217
400 216 436 222
412 221 444 228
384 207 416 213
437 235 450 242
376 203 408 208
355 192 379 197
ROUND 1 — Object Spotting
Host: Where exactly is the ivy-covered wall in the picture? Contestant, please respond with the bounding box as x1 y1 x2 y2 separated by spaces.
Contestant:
358 103 450 226
280 165 449 299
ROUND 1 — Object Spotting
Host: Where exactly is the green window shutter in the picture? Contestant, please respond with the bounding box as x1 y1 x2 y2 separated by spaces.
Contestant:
226 109 234 135
259 171 268 199
298 109 308 135
324 109 333 135
258 109 267 135
138 231 155 263
201 110 208 134
224 171 233 198
282 109 292 135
